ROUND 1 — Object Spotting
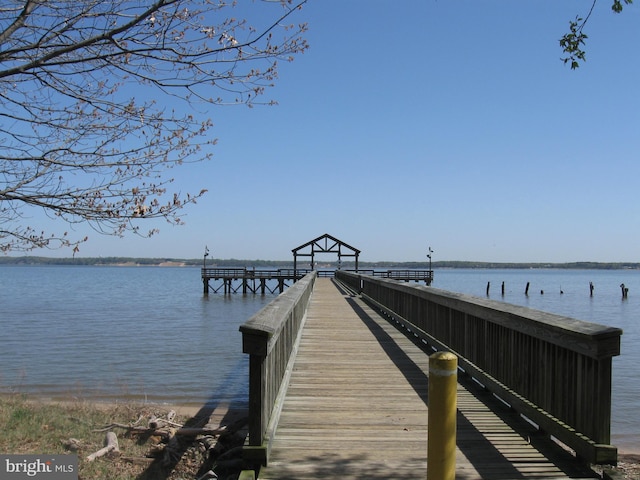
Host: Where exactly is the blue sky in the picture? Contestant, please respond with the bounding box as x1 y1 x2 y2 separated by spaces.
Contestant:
32 1 640 262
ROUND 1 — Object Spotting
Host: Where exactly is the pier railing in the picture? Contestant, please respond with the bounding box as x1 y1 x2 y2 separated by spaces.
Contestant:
201 267 310 279
346 268 433 284
201 268 312 294
239 271 317 464
336 271 622 465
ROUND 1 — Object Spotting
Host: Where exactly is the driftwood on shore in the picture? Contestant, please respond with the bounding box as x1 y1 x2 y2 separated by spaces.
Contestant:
95 423 228 439
87 408 249 478
86 431 119 461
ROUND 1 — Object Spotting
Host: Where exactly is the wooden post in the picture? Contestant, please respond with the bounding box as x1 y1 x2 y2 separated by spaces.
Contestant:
525 282 530 296
486 282 490 296
620 283 628 299
428 352 458 480
501 281 505 296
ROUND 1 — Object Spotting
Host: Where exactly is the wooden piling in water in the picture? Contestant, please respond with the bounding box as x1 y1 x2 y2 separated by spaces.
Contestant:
620 283 628 299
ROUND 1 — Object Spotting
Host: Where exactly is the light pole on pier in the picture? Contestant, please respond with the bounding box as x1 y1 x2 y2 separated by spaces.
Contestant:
427 246 433 272
203 246 210 269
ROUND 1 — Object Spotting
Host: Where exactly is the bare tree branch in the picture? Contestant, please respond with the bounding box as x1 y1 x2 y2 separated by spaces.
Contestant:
0 0 309 252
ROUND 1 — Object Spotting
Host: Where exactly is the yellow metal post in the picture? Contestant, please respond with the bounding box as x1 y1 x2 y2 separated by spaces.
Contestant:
427 351 458 480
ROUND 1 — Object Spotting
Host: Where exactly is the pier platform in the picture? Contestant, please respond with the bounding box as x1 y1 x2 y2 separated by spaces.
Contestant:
201 267 433 294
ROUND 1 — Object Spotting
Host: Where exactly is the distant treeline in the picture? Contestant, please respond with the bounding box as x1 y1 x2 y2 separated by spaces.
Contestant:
0 256 639 270
0 256 290 267
429 261 640 270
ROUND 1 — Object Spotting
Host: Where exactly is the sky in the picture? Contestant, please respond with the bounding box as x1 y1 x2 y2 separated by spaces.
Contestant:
20 1 640 263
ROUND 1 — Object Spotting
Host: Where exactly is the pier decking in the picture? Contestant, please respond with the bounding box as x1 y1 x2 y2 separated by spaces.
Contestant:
256 278 599 479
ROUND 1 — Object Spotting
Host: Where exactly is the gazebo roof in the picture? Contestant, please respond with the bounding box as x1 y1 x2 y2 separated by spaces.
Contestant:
292 233 360 255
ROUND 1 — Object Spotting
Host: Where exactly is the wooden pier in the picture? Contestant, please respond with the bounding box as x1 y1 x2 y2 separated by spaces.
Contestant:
252 278 601 479
218 235 622 478
239 272 622 479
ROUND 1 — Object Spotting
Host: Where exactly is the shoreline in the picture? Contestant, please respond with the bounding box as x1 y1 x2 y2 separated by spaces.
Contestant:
616 435 640 456
1 392 247 425
6 392 639 457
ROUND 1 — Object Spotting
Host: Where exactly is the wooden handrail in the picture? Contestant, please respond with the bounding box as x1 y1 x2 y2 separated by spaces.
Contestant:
239 271 317 465
335 271 622 465
201 267 312 279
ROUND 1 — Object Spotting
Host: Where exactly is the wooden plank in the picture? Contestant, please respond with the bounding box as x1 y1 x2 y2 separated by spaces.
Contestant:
256 278 599 480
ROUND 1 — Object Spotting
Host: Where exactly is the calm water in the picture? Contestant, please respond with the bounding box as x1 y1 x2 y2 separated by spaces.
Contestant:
0 266 637 452
0 266 274 409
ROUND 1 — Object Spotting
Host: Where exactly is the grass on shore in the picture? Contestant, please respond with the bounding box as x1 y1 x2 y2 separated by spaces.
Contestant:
0 394 244 480
5 394 637 480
